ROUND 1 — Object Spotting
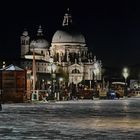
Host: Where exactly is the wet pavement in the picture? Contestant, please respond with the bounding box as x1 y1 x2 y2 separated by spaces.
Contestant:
0 98 140 140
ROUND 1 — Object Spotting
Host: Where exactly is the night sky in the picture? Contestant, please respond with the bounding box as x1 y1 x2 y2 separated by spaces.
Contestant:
0 0 140 67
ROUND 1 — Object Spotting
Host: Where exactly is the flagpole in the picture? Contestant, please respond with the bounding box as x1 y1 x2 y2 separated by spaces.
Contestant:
31 48 38 101
32 48 36 92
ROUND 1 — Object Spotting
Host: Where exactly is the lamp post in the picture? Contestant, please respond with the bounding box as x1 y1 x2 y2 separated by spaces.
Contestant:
59 77 63 89
93 62 100 82
93 62 100 93
41 79 45 90
122 67 129 96
89 69 92 90
48 58 56 99
58 77 63 100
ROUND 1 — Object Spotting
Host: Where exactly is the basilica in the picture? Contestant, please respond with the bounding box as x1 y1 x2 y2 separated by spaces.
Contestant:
20 9 102 91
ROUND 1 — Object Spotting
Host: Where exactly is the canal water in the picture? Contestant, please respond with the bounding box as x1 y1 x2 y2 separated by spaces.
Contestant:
0 99 140 139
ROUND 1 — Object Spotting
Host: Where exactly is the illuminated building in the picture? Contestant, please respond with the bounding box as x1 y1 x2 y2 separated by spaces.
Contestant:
20 9 102 91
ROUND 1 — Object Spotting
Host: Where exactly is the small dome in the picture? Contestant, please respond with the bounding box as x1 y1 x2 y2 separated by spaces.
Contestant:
30 39 49 48
52 26 85 44
22 30 28 36
30 25 49 48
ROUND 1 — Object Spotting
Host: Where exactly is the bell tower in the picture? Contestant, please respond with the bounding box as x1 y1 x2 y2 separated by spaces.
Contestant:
20 29 30 58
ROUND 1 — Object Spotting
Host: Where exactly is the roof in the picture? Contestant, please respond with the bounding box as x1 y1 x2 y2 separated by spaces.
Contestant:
30 25 50 48
112 82 125 85
52 26 86 44
0 64 24 71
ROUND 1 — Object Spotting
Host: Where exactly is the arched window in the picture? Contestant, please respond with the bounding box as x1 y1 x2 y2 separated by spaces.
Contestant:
72 69 80 74
26 40 29 45
21 40 25 45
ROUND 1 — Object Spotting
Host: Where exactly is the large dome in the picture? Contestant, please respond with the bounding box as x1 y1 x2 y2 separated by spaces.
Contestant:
52 9 86 45
52 26 86 44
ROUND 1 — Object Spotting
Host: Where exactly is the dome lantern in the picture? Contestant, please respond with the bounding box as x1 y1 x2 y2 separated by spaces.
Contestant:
52 9 86 45
22 29 28 36
37 25 43 36
62 8 72 26
30 25 49 49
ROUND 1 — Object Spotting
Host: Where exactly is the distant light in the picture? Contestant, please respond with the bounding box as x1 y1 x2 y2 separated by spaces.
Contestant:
123 68 128 73
93 62 100 75
122 67 129 79
59 77 63 82
47 81 51 84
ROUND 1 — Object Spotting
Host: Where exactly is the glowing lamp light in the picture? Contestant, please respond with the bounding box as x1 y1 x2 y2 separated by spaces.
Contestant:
122 67 129 79
51 64 56 72
123 72 129 79
93 62 100 76
59 77 63 82
122 67 129 96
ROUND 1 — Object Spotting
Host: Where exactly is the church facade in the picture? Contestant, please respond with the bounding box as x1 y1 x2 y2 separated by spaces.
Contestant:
20 9 102 91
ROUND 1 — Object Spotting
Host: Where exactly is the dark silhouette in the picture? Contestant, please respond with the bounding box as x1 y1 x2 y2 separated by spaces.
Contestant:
0 103 2 111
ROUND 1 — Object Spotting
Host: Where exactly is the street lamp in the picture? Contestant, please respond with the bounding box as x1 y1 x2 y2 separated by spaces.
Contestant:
122 67 129 96
93 62 100 93
41 79 45 90
57 77 63 100
48 58 56 98
93 62 100 82
59 77 63 89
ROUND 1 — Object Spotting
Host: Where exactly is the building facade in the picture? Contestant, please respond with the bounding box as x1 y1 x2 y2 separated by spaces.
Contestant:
20 9 102 91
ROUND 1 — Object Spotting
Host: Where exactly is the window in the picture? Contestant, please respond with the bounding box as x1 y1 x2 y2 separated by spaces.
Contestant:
72 69 80 74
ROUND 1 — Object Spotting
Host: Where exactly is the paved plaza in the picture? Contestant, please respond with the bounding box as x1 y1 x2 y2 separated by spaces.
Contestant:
0 98 140 140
